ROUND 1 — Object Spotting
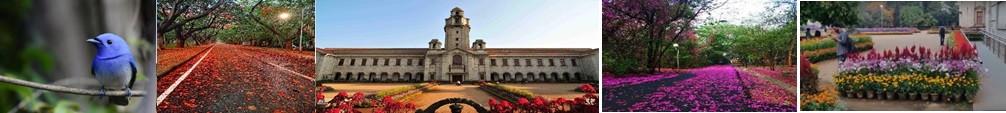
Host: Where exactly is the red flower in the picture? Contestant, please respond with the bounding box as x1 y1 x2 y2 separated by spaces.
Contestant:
382 96 393 103
327 108 341 113
517 98 530 105
489 99 497 106
317 94 325 100
581 84 596 93
502 101 512 107
337 92 349 98
353 92 364 99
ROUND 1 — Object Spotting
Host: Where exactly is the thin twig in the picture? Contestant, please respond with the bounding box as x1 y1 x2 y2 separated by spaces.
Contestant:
0 76 144 97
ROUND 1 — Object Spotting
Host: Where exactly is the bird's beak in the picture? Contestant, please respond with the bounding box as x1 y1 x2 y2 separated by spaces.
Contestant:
87 38 100 45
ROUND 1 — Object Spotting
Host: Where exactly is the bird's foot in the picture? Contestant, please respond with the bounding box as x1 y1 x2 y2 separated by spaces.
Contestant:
98 88 106 98
125 88 133 99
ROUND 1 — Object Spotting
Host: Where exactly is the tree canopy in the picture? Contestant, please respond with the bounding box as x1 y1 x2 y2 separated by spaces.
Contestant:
157 0 314 49
603 0 796 75
800 1 861 26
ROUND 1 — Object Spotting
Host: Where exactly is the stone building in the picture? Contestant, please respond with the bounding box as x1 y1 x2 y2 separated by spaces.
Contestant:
316 7 599 83
959 1 1006 40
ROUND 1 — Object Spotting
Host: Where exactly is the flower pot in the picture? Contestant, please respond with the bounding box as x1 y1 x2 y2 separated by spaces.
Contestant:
856 91 865 98
866 90 876 99
930 93 940 102
953 93 963 102
908 92 918 100
966 94 975 103
886 92 895 100
846 90 855 98
943 94 952 102
920 93 930 101
905 92 913 100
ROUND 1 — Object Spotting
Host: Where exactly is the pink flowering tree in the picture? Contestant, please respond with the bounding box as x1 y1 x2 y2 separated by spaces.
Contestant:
602 0 724 74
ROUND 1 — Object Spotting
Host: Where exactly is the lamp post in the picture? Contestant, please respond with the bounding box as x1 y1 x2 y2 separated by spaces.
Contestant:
279 11 306 50
722 53 728 64
278 12 294 50
673 43 679 68
297 10 303 51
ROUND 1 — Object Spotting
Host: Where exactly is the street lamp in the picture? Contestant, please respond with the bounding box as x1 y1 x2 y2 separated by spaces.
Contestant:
673 43 679 68
278 13 291 20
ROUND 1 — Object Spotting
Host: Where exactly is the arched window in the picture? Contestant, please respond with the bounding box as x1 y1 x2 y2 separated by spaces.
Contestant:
452 55 463 65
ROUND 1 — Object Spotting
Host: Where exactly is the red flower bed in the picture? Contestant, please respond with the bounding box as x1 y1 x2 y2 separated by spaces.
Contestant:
487 84 598 113
952 30 972 50
318 87 417 113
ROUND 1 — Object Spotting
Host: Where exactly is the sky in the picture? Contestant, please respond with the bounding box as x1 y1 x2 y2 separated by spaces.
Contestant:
315 0 601 48
699 0 777 25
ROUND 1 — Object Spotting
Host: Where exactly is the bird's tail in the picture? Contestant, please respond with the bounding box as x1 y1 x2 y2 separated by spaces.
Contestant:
110 96 129 105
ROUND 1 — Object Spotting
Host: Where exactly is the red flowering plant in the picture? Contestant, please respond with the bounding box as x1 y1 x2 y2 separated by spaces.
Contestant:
552 97 568 111
488 99 514 113
321 91 365 113
317 87 326 103
373 96 416 113
485 87 598 112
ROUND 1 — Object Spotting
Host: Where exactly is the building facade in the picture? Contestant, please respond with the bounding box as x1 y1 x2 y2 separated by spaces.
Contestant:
959 2 1006 37
316 7 599 83
959 1 987 28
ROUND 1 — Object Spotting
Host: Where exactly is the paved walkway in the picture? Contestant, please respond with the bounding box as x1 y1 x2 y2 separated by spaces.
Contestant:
812 33 970 110
971 40 1006 110
323 83 587 112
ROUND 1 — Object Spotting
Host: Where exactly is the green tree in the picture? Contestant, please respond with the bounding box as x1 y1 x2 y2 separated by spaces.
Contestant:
800 1 861 26
898 6 936 27
923 1 959 26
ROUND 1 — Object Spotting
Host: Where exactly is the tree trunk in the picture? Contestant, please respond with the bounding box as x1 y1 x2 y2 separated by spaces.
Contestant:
285 37 294 49
176 27 186 48
157 33 164 50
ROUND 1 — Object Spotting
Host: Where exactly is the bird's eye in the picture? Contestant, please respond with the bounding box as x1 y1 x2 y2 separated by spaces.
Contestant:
106 40 112 45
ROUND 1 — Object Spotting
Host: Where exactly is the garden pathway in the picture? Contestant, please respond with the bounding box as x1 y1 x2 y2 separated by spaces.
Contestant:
970 40 1006 110
813 33 968 110
601 72 698 111
737 68 796 93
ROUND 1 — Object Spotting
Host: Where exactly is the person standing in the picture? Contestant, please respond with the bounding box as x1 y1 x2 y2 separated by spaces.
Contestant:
831 24 852 69
939 26 947 46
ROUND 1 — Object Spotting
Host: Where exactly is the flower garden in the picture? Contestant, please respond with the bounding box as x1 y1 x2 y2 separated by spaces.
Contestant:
855 27 920 35
833 30 982 103
801 35 875 62
603 66 796 112
481 83 599 113
317 82 437 113
801 87 842 111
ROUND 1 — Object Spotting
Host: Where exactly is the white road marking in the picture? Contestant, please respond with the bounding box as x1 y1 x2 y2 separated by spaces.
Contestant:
238 48 314 81
265 62 314 81
156 45 215 105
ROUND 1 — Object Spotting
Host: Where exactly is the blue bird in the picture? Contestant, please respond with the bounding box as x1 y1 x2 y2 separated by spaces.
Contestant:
87 33 137 105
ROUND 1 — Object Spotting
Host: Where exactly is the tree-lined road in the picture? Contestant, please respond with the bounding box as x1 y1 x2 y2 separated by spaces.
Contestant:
156 43 315 112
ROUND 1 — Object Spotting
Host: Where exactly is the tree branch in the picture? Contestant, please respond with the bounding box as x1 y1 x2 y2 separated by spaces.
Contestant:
0 76 145 97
